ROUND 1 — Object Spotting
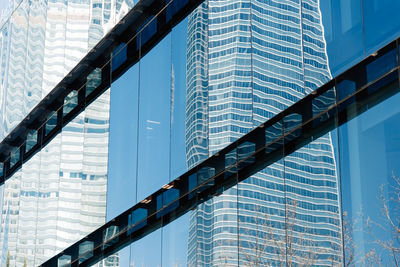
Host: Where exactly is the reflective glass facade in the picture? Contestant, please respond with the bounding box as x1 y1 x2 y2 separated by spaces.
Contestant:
0 0 400 266
0 0 134 266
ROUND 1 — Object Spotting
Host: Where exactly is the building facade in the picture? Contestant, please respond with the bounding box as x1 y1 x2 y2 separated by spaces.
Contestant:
0 0 399 266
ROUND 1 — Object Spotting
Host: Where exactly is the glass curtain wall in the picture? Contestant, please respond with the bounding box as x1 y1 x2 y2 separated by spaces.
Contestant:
105 0 400 267
0 0 399 266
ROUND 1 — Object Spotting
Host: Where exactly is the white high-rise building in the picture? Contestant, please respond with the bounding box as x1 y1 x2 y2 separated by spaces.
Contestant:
0 0 133 266
186 0 342 266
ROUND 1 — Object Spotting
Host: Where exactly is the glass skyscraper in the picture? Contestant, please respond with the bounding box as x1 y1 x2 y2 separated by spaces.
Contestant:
186 0 341 265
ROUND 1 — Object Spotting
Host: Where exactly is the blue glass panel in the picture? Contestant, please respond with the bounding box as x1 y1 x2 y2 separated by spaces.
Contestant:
57 255 71 267
45 112 58 135
108 64 139 220
284 113 302 133
301 0 333 92
225 149 237 169
163 188 180 207
197 166 215 190
162 213 190 267
225 148 237 178
336 79 356 103
339 92 400 265
366 48 397 83
238 160 285 266
188 173 197 199
102 247 129 267
319 0 364 76
111 43 127 72
86 68 102 97
78 241 93 264
9 147 20 169
128 208 147 234
312 87 336 123
156 188 179 218
265 121 283 154
185 3 209 170
137 16 157 47
170 16 188 180
237 141 255 170
284 113 302 143
136 33 171 201
103 225 119 249
130 228 162 267
63 91 78 117
0 162 3 177
367 69 399 96
363 0 400 55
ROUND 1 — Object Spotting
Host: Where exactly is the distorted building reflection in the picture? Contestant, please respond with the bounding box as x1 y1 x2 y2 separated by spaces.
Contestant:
0 0 133 266
186 0 341 265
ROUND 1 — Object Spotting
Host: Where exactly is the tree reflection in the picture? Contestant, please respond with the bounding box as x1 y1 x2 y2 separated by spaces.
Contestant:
238 200 340 267
344 174 400 266
214 172 400 267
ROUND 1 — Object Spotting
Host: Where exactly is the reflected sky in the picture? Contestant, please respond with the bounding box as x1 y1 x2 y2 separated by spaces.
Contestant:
108 16 189 266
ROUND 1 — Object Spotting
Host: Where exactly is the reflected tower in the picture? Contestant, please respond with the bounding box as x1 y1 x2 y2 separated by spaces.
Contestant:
186 0 342 266
0 0 133 266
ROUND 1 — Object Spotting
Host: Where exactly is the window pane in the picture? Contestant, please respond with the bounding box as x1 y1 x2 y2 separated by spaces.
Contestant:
339 91 400 266
171 14 189 180
136 32 172 201
363 0 400 55
284 132 342 266
130 228 162 266
108 65 139 220
319 0 364 76
162 213 190 267
238 161 285 266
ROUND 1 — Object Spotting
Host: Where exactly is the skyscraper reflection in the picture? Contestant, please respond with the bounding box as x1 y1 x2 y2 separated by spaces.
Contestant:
186 0 342 265
0 0 133 266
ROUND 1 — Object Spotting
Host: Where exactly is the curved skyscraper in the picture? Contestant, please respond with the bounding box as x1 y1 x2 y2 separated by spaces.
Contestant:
186 0 342 266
